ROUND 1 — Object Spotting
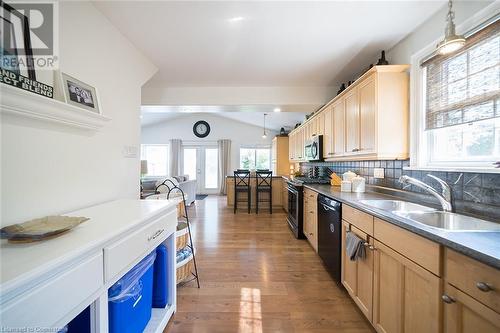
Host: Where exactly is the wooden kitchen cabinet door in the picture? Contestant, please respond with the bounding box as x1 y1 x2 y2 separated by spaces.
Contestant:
443 284 500 333
332 100 345 157
341 220 373 322
344 88 359 154
322 106 333 158
358 75 376 154
373 240 441 333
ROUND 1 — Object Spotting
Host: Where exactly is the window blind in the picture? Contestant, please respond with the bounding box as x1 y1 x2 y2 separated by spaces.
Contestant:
422 20 500 130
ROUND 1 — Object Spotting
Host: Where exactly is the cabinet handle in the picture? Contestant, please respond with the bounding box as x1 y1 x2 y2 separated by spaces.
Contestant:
309 211 314 214
352 148 360 152
363 242 375 250
442 294 456 304
309 233 313 236
476 282 494 292
148 228 164 241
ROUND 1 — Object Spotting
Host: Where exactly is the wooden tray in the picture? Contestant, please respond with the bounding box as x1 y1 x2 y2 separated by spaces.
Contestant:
1 215 89 243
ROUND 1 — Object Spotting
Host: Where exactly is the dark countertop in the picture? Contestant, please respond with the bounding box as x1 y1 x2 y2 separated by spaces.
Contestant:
303 183 500 270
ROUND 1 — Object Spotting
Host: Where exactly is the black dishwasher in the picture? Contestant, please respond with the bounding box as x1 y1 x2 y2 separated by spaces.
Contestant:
317 194 342 282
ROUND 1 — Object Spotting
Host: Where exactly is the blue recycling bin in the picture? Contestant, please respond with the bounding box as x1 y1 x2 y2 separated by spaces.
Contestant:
153 244 168 308
108 251 156 333
66 306 90 333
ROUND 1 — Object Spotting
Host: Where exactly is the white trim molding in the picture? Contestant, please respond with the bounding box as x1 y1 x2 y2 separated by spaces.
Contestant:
409 2 500 170
0 84 111 131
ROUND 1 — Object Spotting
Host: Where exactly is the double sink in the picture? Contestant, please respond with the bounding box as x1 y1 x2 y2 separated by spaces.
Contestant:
359 199 500 232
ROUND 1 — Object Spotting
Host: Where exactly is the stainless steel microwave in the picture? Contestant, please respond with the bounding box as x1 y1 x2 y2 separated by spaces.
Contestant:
304 135 323 161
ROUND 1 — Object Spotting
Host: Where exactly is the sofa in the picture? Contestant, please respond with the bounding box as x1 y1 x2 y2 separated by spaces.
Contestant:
141 175 197 205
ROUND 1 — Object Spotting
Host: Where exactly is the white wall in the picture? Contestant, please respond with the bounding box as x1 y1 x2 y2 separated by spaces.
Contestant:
141 113 277 172
387 1 494 64
1 2 157 224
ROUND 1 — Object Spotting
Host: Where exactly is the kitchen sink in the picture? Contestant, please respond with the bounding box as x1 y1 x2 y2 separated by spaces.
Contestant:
394 211 500 232
359 200 436 212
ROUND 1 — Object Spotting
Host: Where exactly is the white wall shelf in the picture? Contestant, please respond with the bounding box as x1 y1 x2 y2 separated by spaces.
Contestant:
0 84 111 131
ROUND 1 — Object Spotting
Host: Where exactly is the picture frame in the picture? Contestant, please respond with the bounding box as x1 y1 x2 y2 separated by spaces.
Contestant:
0 1 36 80
59 72 101 114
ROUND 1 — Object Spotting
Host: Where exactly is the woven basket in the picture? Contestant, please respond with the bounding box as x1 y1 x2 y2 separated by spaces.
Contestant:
176 223 189 250
176 260 193 284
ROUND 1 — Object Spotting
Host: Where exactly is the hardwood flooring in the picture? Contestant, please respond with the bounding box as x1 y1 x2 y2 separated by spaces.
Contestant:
165 196 373 333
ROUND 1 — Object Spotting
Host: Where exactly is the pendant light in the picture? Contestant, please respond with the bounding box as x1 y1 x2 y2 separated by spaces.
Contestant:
262 113 268 139
436 0 466 55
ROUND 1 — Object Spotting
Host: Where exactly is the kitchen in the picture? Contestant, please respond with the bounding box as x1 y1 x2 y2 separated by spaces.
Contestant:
1 1 499 332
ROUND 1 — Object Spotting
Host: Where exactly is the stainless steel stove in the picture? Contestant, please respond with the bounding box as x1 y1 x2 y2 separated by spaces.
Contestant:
285 177 329 239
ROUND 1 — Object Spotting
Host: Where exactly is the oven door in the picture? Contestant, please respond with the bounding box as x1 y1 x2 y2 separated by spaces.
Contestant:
287 184 298 226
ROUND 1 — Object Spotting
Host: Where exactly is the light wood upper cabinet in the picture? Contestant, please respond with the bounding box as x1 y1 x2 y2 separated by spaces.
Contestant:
271 136 289 176
322 105 334 158
373 240 441 333
443 283 500 333
341 221 374 322
288 65 409 161
332 100 345 157
358 75 376 154
345 88 360 154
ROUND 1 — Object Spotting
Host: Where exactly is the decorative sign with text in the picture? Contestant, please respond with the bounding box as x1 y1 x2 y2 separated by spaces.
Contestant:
0 68 53 98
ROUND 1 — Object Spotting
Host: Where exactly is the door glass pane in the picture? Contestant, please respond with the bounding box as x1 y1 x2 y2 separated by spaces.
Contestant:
183 148 197 180
205 148 218 189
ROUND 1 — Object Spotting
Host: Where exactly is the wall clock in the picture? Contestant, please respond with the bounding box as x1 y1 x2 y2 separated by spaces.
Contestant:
193 120 210 138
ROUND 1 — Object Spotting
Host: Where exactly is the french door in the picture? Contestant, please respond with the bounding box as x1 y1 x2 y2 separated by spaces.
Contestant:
182 145 219 194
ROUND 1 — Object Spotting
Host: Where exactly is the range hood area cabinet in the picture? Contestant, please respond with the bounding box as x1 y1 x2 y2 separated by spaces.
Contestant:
289 65 410 162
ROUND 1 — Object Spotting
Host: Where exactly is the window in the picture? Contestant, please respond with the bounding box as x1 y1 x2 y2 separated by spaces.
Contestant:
140 144 169 176
420 21 500 168
239 147 271 170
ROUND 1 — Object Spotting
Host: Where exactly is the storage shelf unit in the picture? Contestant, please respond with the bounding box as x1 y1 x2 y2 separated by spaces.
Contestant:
0 200 178 332
0 84 110 131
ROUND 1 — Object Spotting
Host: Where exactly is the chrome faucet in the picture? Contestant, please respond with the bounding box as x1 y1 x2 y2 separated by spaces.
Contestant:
399 174 454 212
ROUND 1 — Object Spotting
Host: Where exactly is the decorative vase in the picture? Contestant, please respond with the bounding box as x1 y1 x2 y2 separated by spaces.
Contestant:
376 50 389 65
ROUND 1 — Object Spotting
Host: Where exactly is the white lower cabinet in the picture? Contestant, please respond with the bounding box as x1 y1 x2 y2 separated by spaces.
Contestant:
1 253 103 329
0 200 178 333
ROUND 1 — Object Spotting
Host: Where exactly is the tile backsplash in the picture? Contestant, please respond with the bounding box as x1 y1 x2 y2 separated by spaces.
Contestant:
301 160 500 221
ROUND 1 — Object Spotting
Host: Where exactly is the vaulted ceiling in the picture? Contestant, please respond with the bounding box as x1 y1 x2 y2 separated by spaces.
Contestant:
94 1 446 127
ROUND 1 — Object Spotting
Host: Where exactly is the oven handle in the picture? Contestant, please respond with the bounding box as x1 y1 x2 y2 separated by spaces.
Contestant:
287 185 299 195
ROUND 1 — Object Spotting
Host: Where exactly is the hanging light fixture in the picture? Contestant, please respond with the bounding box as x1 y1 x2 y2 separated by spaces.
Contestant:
262 113 268 139
436 0 466 55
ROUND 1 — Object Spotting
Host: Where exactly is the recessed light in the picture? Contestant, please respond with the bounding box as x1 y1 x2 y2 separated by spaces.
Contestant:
273 107 281 113
228 16 245 23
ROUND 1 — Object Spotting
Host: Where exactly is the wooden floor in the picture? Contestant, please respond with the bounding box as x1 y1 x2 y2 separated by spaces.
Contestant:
165 196 373 333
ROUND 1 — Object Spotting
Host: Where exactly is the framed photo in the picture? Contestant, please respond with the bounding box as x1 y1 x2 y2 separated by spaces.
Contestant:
60 73 101 114
0 1 36 80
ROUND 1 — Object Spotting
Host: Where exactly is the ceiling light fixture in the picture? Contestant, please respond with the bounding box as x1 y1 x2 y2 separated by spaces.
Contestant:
228 16 244 23
262 113 268 139
273 107 281 113
436 0 466 55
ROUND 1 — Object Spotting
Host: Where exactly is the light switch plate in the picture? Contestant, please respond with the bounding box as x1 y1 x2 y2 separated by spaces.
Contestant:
374 168 385 178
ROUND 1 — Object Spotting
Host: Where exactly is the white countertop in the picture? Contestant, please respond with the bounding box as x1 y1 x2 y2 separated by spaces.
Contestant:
0 199 178 296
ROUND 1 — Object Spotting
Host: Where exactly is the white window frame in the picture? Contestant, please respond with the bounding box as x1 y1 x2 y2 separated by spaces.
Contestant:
140 144 170 178
239 145 272 170
409 2 500 174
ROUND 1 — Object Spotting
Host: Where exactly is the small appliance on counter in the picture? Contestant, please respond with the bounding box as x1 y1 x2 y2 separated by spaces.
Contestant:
341 181 352 192
351 176 366 193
